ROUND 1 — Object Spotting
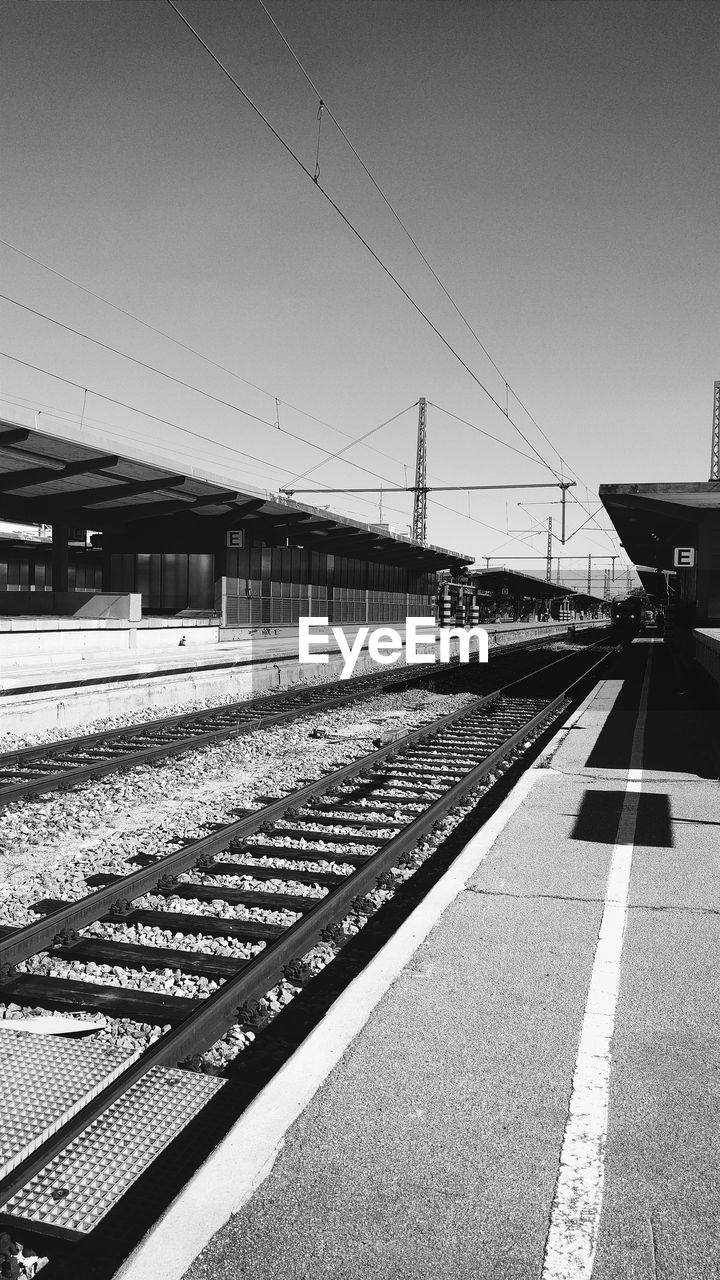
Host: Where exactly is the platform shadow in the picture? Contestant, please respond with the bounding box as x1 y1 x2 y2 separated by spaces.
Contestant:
584 643 720 780
571 789 674 848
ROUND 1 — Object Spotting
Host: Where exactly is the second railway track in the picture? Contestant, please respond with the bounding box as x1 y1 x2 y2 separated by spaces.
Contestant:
0 627 608 809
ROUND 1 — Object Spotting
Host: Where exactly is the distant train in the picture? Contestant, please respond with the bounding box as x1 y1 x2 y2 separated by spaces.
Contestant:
610 595 643 642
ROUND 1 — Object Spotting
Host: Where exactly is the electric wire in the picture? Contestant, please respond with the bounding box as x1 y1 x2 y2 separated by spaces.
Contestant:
254 0 614 535
282 403 417 488
0 291 415 493
0 365 545 555
0 238 494 502
0 394 292 488
0 351 313 482
0 16 616 551
0 236 412 476
427 402 550 471
164 0 563 483
0 376 416 525
255 0 566 462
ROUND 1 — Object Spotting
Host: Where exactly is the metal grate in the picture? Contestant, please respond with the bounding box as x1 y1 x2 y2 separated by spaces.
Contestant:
0 1029 137 1181
0 1066 225 1238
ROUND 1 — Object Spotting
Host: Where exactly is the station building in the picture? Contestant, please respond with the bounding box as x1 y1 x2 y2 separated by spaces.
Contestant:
600 481 720 685
0 418 471 630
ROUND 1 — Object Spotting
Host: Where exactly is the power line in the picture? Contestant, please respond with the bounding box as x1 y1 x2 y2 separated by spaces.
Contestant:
0 291 419 493
427 402 549 471
1 16 613 548
232 5 625 561
0 371 417 525
0 393 289 486
284 403 418 487
0 236 412 477
0 358 546 555
1 244 546 499
0 351 316 481
165 0 562 482
253 0 610 512
1 352 611 567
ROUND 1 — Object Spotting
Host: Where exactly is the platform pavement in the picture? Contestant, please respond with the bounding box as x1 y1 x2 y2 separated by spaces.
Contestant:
156 637 720 1280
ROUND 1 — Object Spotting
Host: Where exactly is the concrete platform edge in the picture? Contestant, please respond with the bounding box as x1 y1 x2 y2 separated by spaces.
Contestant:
111 679 606 1280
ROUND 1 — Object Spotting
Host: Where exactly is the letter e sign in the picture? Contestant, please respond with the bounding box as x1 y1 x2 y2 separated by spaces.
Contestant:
673 547 695 568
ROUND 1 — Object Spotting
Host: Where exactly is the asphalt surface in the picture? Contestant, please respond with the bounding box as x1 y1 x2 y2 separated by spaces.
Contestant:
180 637 720 1280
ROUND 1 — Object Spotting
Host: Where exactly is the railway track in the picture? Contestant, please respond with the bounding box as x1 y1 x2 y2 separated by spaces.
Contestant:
0 627 608 810
0 640 613 1274
0 663 435 809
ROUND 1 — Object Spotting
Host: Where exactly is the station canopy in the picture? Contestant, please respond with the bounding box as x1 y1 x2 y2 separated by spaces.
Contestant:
570 592 607 609
466 567 576 600
599 483 720 572
0 419 471 571
636 568 676 597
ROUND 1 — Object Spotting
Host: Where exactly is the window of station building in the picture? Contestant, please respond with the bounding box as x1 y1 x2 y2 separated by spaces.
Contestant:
162 553 189 612
134 553 163 612
110 553 135 593
309 551 331 590
188 554 214 610
247 547 262 583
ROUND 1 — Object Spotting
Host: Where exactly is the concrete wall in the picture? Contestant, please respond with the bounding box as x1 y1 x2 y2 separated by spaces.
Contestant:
694 628 720 691
0 618 220 663
0 591 141 620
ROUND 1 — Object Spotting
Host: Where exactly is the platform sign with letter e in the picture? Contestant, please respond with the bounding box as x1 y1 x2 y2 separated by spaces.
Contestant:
226 530 243 547
673 546 695 568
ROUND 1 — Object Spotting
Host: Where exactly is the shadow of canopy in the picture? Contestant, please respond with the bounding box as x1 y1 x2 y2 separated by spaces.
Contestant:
584 640 720 780
570 789 673 847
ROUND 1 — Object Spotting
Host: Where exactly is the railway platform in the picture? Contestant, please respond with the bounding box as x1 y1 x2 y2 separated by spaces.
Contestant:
118 636 719 1280
1 619 604 734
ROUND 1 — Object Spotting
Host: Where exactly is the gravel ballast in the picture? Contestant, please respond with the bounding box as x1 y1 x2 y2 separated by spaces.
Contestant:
0 688 474 931
0 685 557 1065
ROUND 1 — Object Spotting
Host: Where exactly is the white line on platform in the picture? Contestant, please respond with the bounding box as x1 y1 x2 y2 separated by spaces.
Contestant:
541 646 654 1280
113 676 611 1280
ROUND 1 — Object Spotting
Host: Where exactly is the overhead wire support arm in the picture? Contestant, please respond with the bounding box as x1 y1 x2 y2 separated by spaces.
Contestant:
281 482 577 496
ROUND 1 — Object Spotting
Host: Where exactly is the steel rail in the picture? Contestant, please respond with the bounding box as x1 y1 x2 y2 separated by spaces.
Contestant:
0 638 614 965
0 645 613 1212
0 663 442 807
0 693 502 968
0 623 609 808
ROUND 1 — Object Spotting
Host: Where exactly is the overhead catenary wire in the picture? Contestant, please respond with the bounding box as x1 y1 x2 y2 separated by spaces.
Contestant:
0 27 613 542
0 352 306 478
0 239 539 503
283 403 418 488
253 0 615 541
0 4 619 559
164 0 564 483
255 0 560 459
0 291 419 494
0 236 413 477
512 502 614 558
427 402 552 471
0 14 616 552
0 363 549 555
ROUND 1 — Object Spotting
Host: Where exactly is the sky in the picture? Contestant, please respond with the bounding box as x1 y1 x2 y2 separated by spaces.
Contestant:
1 0 718 592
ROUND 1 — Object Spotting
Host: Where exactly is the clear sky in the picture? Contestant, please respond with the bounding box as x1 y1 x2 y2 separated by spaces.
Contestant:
1 0 718 590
